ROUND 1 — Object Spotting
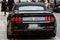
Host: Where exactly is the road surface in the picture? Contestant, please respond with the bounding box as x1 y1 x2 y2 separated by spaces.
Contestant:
0 12 59 40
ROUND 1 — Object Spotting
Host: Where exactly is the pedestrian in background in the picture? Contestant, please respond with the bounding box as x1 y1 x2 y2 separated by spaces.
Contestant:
1 0 7 16
8 0 14 12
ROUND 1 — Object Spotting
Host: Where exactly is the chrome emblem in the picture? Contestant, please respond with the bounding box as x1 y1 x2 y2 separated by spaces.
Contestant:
32 17 35 21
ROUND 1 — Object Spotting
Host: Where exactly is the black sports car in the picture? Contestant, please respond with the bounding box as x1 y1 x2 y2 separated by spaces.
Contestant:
7 2 57 39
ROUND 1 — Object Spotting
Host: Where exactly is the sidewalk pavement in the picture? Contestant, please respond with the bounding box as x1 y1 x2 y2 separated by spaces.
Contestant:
0 12 9 40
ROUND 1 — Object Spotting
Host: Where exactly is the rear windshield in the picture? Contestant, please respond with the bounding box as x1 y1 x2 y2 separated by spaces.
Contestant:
14 6 46 11
19 6 44 10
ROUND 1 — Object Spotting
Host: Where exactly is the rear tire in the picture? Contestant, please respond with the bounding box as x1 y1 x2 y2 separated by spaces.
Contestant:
7 20 12 39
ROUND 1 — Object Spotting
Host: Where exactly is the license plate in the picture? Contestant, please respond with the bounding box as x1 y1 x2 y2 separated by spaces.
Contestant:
28 24 38 29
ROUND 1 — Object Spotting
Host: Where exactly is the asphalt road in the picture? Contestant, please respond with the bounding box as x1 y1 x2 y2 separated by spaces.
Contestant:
0 12 59 40
53 13 60 39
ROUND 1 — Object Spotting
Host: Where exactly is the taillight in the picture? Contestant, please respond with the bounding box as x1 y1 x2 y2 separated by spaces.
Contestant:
13 30 21 32
11 16 21 22
45 16 54 21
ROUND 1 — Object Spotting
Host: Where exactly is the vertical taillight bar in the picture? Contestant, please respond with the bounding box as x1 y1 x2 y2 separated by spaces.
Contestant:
45 16 54 21
11 16 21 22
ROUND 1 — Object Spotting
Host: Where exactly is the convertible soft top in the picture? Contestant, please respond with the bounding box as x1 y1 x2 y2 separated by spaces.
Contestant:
15 2 45 6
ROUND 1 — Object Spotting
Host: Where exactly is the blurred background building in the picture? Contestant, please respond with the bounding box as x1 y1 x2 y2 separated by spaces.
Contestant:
0 0 55 9
0 0 54 3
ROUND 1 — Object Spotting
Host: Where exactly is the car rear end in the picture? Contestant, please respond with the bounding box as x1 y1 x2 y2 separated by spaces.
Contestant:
7 11 57 39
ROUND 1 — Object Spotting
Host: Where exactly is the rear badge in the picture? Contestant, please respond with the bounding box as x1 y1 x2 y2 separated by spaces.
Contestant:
32 17 35 21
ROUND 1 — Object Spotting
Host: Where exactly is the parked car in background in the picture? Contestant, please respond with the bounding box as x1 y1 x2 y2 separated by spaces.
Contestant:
7 2 57 39
53 0 60 12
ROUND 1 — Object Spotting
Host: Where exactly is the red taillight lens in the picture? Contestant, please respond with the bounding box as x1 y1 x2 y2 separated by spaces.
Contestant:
13 30 21 32
45 16 54 21
46 29 53 32
15 17 21 22
11 16 21 22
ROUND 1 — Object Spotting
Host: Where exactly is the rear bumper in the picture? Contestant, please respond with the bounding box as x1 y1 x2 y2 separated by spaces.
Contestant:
7 29 56 39
7 22 56 39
